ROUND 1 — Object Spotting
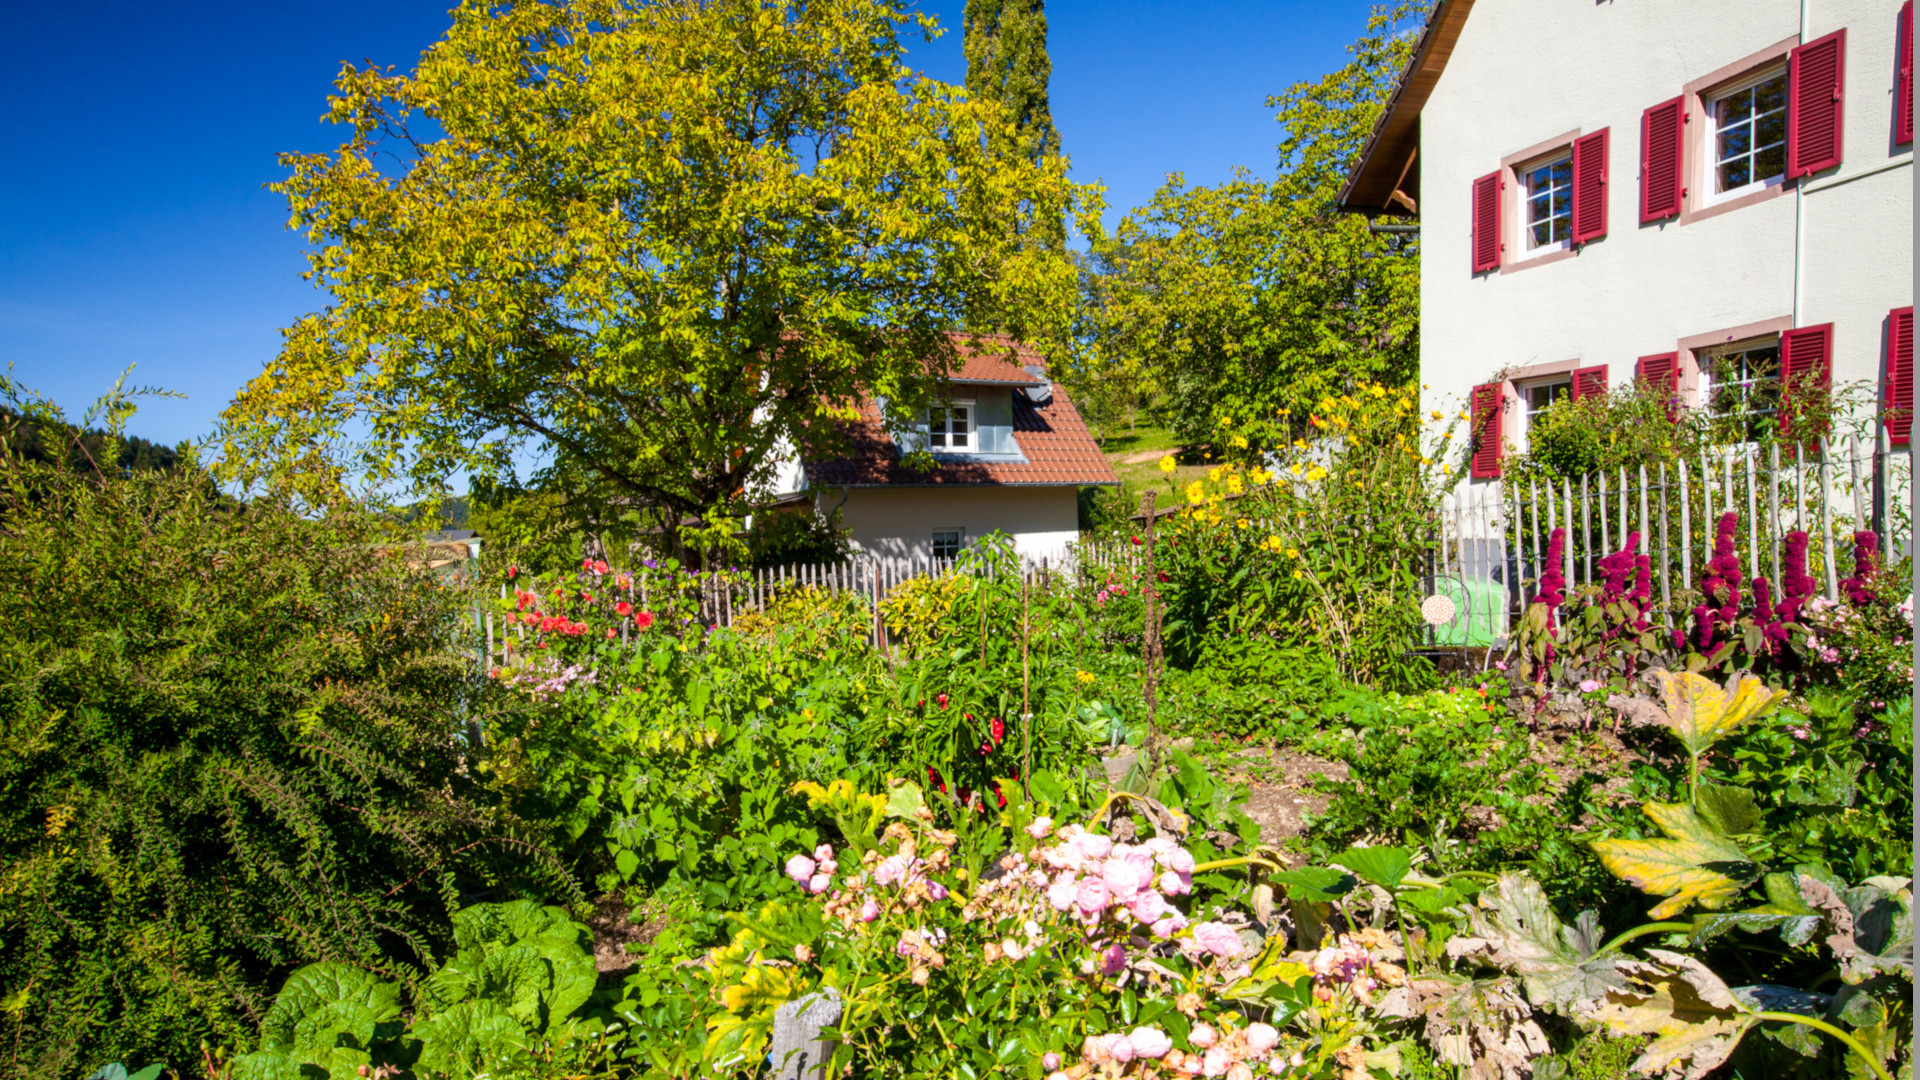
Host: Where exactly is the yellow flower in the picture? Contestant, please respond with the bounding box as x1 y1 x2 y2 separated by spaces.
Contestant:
1369 385 1386 398
1292 568 1305 579
1287 548 1300 559
1076 670 1096 685
1158 455 1177 473
1226 476 1245 495
1236 517 1250 529
1185 481 1206 506
1229 435 1248 449
1207 466 1224 482
1306 466 1328 482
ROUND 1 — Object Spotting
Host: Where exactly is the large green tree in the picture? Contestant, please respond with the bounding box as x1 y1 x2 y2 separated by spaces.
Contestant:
1072 6 1419 445
220 0 1094 535
963 0 1059 164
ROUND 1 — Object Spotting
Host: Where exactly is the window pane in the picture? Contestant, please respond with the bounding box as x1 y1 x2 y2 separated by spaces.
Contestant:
1551 217 1571 242
1756 111 1785 148
1755 75 1787 114
1755 144 1785 181
1720 89 1753 123
1718 126 1751 160
1551 190 1570 217
1550 161 1571 186
951 406 969 430
1527 167 1551 194
930 431 946 447
1719 160 1751 190
1530 222 1550 247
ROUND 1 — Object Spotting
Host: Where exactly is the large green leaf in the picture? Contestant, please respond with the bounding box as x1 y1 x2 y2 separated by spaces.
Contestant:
1692 782 1761 837
1444 873 1639 1015
410 1000 529 1080
1332 846 1410 891
473 944 554 1028
256 962 401 1053
1592 803 1754 919
1271 866 1358 904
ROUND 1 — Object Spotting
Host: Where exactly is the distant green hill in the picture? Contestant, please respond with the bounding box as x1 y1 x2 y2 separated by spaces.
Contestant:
0 407 188 475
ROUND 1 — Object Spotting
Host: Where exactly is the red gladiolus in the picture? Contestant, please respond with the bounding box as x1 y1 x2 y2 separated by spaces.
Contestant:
936 694 948 708
633 611 656 630
616 601 633 616
990 717 1005 744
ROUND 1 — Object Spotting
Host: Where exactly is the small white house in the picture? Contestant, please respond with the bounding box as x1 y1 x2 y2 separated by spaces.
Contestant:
1341 0 1913 475
776 335 1118 564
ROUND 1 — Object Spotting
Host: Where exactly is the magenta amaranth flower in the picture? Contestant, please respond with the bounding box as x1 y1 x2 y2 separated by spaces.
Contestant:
1537 528 1568 630
1841 530 1881 606
1703 511 1742 621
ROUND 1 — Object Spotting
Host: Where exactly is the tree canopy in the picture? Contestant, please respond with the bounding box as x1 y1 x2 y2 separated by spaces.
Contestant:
963 0 1059 165
219 0 1095 539
1069 6 1419 446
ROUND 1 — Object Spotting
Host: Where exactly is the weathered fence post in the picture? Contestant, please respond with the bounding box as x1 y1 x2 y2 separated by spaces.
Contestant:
769 988 841 1080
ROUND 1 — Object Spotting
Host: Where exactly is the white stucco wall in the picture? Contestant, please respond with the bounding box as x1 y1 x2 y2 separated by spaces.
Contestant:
826 486 1081 564
1421 0 1912 471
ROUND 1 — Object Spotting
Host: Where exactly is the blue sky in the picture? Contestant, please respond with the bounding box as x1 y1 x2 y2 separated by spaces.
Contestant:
1 1 1373 446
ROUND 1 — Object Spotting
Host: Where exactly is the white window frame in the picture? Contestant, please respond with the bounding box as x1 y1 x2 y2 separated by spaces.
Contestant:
927 399 976 452
1704 65 1788 206
931 528 964 561
1514 150 1574 259
1514 375 1573 448
1696 336 1783 441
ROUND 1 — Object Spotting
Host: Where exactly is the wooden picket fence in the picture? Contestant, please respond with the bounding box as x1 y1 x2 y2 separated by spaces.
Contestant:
1433 433 1912 646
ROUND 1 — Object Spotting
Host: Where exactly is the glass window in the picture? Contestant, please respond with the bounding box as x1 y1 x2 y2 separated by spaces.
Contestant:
1523 379 1571 428
1711 70 1787 196
1703 341 1781 440
928 403 973 450
1522 156 1573 250
932 529 962 560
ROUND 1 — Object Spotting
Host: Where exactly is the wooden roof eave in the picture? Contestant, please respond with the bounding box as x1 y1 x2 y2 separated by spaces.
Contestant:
1337 0 1475 217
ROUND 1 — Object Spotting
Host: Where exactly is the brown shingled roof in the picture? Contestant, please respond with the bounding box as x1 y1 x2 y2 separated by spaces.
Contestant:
804 383 1119 488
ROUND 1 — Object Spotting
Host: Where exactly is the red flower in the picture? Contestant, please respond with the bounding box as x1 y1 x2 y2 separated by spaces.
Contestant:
936 694 948 708
990 717 1005 744
633 610 655 631
1130 536 1142 546
507 565 518 579
927 765 947 794
605 627 617 639
994 784 1007 809
616 601 633 616
593 559 610 574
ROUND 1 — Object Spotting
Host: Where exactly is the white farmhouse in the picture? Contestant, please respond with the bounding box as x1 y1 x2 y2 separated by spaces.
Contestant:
1341 0 1913 477
771 335 1118 564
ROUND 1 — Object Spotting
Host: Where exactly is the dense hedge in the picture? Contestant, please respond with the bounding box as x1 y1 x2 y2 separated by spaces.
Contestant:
0 457 563 1078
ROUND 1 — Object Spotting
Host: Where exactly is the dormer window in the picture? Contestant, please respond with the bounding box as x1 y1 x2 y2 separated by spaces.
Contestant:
929 401 974 451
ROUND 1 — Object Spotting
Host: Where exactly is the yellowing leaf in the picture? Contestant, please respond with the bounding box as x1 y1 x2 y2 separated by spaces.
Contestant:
716 963 804 1016
1644 670 1787 758
1592 803 1752 919
1584 950 1749 1079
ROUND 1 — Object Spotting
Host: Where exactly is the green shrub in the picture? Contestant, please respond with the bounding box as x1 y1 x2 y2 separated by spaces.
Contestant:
0 455 563 1077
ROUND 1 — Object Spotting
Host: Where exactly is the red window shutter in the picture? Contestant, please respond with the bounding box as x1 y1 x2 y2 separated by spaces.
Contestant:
1471 171 1502 273
1898 3 1913 145
1570 128 1609 243
1569 364 1609 401
1779 323 1835 439
1886 307 1914 446
1470 382 1505 479
1788 29 1847 178
1640 97 1685 223
1636 352 1681 420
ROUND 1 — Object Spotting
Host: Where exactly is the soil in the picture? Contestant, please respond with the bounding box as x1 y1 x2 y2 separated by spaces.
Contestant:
587 893 670 975
1099 743 1348 856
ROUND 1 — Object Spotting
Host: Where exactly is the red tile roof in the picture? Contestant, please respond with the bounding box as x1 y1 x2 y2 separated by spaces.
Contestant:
948 335 1047 386
804 382 1120 488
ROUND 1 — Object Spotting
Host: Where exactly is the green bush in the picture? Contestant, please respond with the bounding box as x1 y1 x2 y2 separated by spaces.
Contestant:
0 455 562 1077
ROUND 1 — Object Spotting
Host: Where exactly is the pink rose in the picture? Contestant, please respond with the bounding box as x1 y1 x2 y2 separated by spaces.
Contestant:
1158 870 1192 896
1048 872 1078 911
1129 890 1169 925
927 881 949 902
1101 941 1128 975
1165 848 1195 874
1192 921 1243 958
1189 1023 1217 1048
1202 1047 1230 1077
873 854 908 886
1075 877 1111 917
1151 912 1188 938
807 873 832 894
1103 855 1154 900
1245 1023 1279 1055
859 898 880 922
1042 1052 1061 1070
813 843 834 863
1128 1027 1173 1059
1073 832 1114 861
784 855 816 883
1110 1035 1136 1063
1027 816 1054 839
